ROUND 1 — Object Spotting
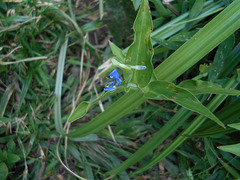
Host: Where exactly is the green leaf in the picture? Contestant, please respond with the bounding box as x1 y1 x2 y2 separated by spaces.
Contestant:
218 143 240 156
185 0 206 30
179 80 240 95
54 38 68 134
152 38 181 50
0 163 8 180
220 43 240 78
208 34 235 82
68 87 124 123
125 0 154 88
131 0 142 10
16 68 33 115
204 138 217 166
69 101 92 123
105 108 193 176
144 80 225 127
68 90 145 137
69 134 99 142
189 0 206 19
132 71 239 175
6 153 20 165
154 0 240 82
109 41 125 63
228 123 240 131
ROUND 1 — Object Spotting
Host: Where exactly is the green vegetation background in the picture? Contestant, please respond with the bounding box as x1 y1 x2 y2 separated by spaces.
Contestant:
0 0 240 179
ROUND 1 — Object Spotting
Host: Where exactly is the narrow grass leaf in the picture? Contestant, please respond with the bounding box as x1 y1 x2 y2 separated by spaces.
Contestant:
204 138 217 166
145 80 225 127
0 84 14 117
228 123 240 131
179 80 240 95
185 0 206 30
208 34 235 82
69 134 99 142
54 38 68 134
16 69 33 115
105 108 193 176
218 144 240 157
220 42 240 78
217 156 240 179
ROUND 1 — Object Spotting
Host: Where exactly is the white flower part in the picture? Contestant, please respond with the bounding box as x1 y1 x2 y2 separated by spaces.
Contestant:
111 58 131 70
130 65 147 70
163 0 174 5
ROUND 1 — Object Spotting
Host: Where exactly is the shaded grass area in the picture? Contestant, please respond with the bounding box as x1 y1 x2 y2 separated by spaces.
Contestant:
1 0 240 179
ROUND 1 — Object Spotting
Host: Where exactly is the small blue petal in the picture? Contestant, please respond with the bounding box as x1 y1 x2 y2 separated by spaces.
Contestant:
117 78 122 86
109 69 120 80
104 82 117 91
104 69 122 91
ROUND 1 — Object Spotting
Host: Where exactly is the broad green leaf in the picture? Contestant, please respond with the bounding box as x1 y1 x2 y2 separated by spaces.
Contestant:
69 101 93 123
179 80 240 95
68 87 124 123
228 123 240 131
0 163 8 180
218 143 240 157
125 0 154 88
144 80 225 127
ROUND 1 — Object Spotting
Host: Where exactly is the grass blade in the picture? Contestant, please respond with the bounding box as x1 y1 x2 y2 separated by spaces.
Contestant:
54 38 68 135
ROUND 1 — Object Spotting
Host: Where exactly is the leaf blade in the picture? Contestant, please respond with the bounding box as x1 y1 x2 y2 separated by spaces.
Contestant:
126 0 154 88
145 80 225 127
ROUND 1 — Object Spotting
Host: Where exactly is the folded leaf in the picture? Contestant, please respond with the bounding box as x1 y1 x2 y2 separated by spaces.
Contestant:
125 0 154 88
144 80 225 127
179 80 240 95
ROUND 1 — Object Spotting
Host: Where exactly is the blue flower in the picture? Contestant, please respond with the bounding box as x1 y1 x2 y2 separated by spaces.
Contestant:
104 69 122 91
104 82 117 91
